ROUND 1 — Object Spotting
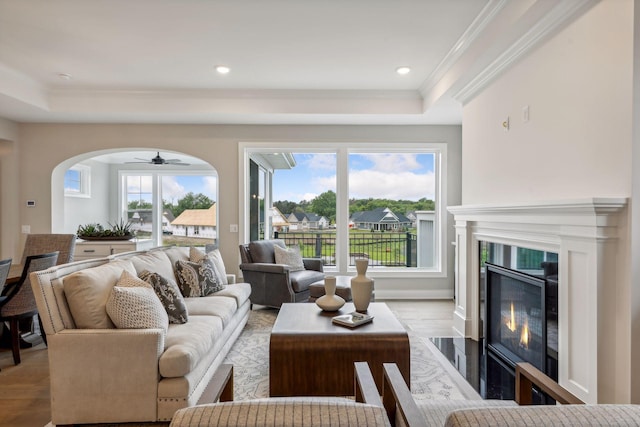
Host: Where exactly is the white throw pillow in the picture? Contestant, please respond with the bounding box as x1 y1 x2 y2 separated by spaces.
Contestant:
274 245 305 272
106 271 169 332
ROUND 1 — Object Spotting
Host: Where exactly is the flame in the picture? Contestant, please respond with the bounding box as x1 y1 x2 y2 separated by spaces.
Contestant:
520 317 530 348
506 301 517 332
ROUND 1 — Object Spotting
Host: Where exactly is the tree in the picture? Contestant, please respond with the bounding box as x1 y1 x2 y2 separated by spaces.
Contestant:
309 190 337 222
170 192 214 217
274 200 298 215
128 200 152 210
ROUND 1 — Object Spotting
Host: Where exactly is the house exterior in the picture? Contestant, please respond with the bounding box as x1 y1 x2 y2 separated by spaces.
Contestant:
286 212 329 230
130 209 175 234
171 204 217 239
260 206 290 234
350 208 412 231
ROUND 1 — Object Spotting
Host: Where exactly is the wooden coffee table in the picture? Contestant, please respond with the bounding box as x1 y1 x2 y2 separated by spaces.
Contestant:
269 302 410 397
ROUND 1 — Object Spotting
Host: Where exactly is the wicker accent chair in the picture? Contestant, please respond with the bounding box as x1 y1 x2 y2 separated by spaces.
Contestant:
20 233 76 266
0 252 58 365
239 239 324 308
169 362 390 427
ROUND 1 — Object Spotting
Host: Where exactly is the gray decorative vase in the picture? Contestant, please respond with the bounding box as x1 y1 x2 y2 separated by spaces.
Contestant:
351 259 374 313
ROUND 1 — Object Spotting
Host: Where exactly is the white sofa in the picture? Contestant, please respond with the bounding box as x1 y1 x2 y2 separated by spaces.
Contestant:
30 246 252 425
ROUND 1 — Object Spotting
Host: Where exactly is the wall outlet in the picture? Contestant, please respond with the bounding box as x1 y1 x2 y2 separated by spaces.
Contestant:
21 225 31 234
230 224 238 233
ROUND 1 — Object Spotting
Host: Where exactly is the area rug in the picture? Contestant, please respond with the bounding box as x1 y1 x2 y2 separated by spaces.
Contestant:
52 307 469 427
223 307 469 402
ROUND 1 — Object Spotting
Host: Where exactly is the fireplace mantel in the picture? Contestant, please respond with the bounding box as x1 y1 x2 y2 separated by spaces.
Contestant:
448 198 628 404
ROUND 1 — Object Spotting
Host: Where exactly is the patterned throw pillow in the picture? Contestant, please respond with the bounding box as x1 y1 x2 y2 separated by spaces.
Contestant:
274 245 305 272
139 270 189 324
189 247 228 285
175 258 225 297
106 271 168 332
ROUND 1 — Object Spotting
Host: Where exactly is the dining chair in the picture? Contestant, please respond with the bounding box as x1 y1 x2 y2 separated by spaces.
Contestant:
20 234 76 266
0 252 58 365
0 258 11 292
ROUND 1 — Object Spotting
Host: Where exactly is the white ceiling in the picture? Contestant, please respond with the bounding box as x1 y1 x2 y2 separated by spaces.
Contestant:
0 0 596 125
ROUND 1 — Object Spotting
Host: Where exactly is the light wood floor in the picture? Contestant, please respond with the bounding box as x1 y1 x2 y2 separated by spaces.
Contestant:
0 299 456 427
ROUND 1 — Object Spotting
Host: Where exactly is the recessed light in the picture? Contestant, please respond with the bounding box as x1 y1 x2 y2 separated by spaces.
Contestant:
57 73 73 81
396 66 411 75
215 65 230 74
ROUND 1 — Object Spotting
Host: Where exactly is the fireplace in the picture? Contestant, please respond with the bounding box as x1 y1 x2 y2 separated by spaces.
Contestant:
484 262 557 401
448 199 627 403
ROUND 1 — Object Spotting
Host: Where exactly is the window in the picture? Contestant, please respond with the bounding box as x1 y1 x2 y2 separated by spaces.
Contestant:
244 143 445 275
64 165 91 197
121 172 218 247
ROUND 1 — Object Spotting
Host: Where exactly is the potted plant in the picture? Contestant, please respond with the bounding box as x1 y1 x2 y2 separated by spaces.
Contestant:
77 220 134 241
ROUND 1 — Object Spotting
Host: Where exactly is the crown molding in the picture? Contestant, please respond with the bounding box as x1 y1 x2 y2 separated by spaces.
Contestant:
452 0 599 104
418 0 508 97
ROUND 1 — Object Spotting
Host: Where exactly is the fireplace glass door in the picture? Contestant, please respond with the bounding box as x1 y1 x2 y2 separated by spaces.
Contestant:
485 263 546 372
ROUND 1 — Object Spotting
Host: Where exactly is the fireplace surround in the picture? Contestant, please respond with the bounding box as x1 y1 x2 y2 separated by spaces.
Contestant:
448 198 627 404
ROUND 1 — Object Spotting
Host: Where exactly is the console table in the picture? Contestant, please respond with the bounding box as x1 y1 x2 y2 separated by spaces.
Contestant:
74 239 154 261
269 302 410 397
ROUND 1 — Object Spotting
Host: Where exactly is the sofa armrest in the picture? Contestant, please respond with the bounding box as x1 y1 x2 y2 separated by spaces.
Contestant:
303 258 324 272
48 328 165 424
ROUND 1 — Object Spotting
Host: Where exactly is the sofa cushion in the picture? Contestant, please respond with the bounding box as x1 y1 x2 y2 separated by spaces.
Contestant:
175 258 225 297
160 315 224 378
106 271 169 332
130 250 176 282
139 270 189 324
274 245 305 272
248 239 286 263
183 295 236 326
212 282 252 308
63 259 137 329
190 247 229 286
290 269 325 293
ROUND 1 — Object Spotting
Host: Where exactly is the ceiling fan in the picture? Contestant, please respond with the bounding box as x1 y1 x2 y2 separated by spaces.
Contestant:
126 152 190 166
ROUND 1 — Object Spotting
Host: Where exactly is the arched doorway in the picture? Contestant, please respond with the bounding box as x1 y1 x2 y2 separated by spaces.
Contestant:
52 149 218 248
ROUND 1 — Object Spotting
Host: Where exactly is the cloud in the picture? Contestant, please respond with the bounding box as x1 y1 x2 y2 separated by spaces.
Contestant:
349 170 435 200
202 176 217 199
359 154 422 173
161 176 186 200
300 153 336 171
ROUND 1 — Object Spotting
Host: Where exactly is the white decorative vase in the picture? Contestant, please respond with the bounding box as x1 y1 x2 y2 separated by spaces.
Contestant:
351 259 374 313
316 276 345 311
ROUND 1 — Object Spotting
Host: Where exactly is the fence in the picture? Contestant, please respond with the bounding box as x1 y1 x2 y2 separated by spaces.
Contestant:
272 231 417 267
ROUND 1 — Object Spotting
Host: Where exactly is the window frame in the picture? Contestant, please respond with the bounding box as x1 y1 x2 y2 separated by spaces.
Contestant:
118 169 218 246
64 164 91 198
241 142 448 279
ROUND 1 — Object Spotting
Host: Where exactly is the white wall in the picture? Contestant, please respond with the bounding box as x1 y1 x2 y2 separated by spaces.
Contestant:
3 123 462 297
62 159 110 234
461 0 636 402
462 0 633 204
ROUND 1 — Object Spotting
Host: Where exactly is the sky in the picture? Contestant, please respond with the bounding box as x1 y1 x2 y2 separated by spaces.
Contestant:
272 153 435 203
119 152 435 205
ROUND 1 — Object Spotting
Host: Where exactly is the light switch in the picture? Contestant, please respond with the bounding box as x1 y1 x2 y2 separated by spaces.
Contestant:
230 224 238 233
